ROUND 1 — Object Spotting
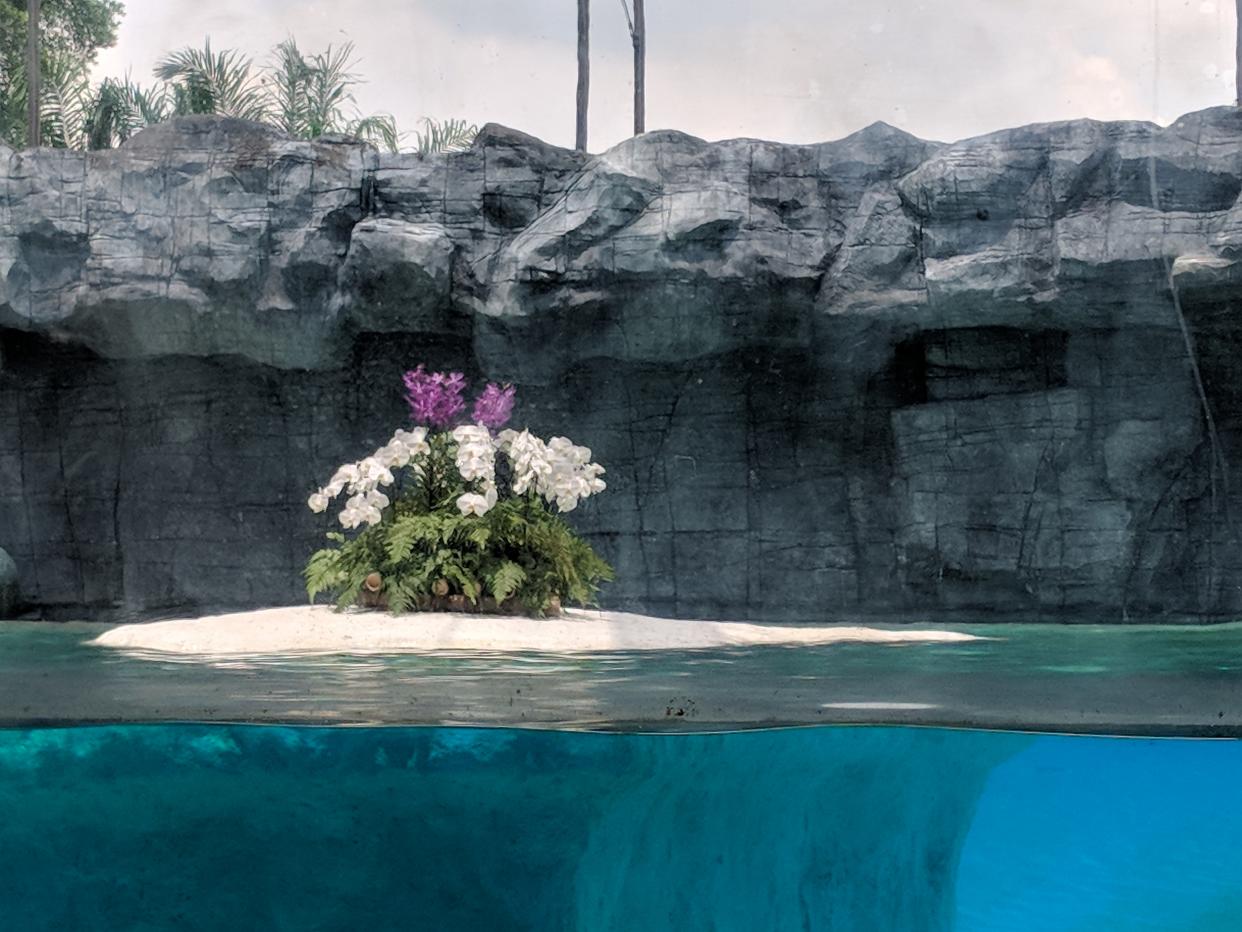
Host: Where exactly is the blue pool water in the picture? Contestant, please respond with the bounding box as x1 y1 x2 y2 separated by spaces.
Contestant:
0 724 1238 931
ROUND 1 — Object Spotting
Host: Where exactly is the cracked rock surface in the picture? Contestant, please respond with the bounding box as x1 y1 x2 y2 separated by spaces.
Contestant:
4 111 1242 620
0 546 16 617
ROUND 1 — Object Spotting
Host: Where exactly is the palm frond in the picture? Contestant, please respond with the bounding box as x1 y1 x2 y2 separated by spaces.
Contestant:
20 34 442 154
133 83 173 127
349 114 401 152
39 55 93 149
302 42 358 138
269 38 368 140
86 76 171 149
268 37 312 136
155 39 269 122
415 117 479 155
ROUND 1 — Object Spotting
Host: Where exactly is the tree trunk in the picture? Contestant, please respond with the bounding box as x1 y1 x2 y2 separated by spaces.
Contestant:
576 0 589 151
26 0 41 146
633 0 645 134
1237 0 1242 104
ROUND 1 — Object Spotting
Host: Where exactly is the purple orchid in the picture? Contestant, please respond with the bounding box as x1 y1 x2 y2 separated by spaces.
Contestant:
402 365 467 428
472 383 516 431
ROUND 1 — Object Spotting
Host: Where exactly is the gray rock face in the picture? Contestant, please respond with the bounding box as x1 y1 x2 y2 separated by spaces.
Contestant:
4 112 1242 620
0 547 16 617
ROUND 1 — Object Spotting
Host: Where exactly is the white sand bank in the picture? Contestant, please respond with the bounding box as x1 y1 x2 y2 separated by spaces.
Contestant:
89 606 980 656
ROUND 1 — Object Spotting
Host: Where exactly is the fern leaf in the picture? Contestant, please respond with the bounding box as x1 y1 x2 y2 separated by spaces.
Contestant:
304 548 345 602
443 564 481 603
488 561 526 603
386 577 418 614
334 569 369 611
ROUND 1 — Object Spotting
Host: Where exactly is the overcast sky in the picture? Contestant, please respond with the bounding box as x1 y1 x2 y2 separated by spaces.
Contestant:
92 0 1238 150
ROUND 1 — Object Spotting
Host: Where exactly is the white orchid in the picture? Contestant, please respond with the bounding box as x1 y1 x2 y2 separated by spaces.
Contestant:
494 429 606 513
308 427 435 528
311 420 604 529
376 427 430 469
498 429 552 495
323 463 359 497
456 494 486 517
338 492 382 530
357 457 395 488
452 425 497 484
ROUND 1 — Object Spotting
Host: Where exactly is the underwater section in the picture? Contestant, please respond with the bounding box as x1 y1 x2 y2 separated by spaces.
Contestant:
0 724 1239 930
954 736 1242 931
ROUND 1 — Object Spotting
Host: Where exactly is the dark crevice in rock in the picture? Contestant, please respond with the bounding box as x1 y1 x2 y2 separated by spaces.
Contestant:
895 327 1070 404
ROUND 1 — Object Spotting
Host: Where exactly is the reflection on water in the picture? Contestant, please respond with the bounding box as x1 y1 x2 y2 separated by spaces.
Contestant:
2 621 1242 733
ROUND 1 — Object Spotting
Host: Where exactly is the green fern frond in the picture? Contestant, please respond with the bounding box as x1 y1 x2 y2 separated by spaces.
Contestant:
385 515 426 564
443 564 481 603
303 467 612 613
304 547 345 602
385 576 419 614
487 561 526 603
334 567 372 611
465 524 492 551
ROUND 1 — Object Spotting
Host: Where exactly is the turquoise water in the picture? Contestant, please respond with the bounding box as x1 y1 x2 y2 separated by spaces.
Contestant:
5 621 1242 733
3 623 1241 927
1 724 1238 931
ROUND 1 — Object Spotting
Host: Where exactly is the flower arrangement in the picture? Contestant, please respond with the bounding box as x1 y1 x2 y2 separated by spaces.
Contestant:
303 366 613 615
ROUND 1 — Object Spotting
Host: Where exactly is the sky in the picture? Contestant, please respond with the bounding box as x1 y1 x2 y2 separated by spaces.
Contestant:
92 0 1239 150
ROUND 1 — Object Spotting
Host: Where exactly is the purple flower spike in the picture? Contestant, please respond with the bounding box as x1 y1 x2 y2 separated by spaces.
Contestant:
403 365 468 428
472 383 516 430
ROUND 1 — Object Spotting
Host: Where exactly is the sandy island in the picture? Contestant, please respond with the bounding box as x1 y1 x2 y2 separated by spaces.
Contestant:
89 606 981 656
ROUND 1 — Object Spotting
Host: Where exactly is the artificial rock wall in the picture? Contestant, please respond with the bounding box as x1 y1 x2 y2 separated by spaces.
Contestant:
4 111 1242 620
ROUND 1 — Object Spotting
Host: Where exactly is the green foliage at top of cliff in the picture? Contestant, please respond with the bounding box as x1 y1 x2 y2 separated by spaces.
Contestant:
4 19 478 154
0 0 123 147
